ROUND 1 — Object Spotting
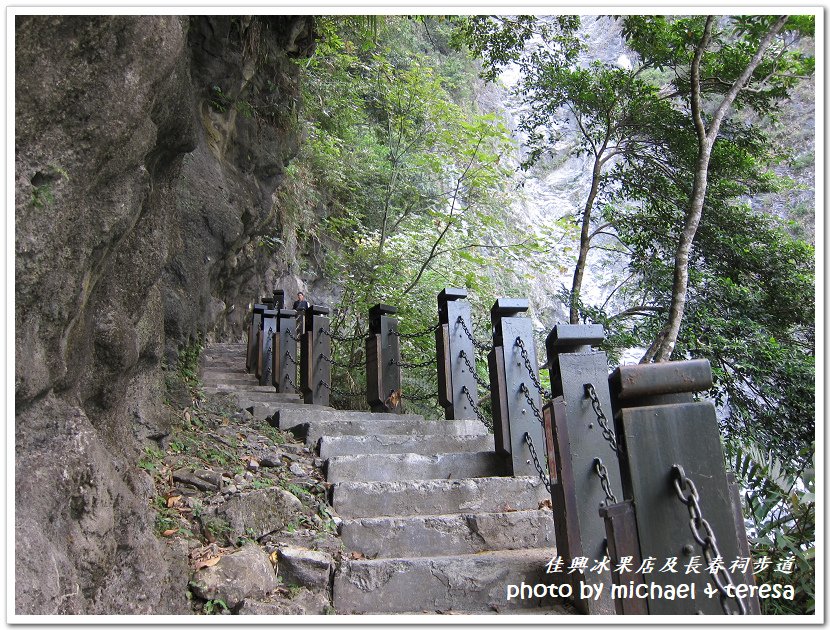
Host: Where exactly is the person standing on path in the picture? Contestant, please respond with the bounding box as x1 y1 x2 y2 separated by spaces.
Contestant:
293 291 309 335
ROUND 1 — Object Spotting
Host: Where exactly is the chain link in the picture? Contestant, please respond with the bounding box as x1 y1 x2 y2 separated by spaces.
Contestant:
672 465 747 615
460 385 490 426
584 383 620 453
593 458 618 505
515 337 552 400
458 349 492 391
318 379 364 398
282 372 300 394
388 322 440 339
390 357 436 369
456 316 493 352
320 354 366 370
519 383 545 427
318 326 364 343
524 432 552 493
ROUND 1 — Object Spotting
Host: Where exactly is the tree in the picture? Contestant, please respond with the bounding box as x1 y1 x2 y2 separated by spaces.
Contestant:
621 15 814 362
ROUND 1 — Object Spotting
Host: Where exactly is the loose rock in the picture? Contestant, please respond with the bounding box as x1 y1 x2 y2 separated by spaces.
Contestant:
190 545 278 609
278 546 333 591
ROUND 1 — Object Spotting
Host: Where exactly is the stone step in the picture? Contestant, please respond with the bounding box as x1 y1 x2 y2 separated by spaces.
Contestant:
276 408 424 432
246 401 332 421
333 548 559 614
331 477 549 518
326 452 506 483
340 509 556 558
232 392 306 406
300 418 489 447
203 384 279 394
319 434 495 458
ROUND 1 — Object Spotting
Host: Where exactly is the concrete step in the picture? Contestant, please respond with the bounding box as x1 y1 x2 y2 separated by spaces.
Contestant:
319 434 495 458
326 451 506 483
340 509 556 558
245 401 333 421
301 418 489 447
276 408 424 431
333 548 559 613
331 477 550 518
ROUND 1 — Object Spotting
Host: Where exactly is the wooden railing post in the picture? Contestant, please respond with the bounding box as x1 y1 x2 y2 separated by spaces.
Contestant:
436 288 478 420
246 303 266 373
544 323 619 615
273 308 298 393
607 359 760 615
301 305 331 406
486 298 545 476
366 304 402 413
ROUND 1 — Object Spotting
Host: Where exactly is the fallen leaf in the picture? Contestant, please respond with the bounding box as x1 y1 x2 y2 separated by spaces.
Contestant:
503 504 517 513
538 499 553 510
162 528 178 537
184 410 191 423
167 495 183 508
194 556 221 570
349 551 365 560
269 551 279 566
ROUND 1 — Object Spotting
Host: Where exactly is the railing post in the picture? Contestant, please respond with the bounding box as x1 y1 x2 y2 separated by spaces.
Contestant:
273 289 285 311
436 288 477 420
607 359 760 615
301 305 331 406
273 308 298 393
486 298 545 476
257 308 277 386
544 323 619 615
366 304 402 413
246 303 266 373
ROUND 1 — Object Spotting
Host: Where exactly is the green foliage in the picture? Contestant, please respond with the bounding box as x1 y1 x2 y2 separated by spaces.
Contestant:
176 338 204 388
289 16 554 413
728 439 815 614
202 599 229 615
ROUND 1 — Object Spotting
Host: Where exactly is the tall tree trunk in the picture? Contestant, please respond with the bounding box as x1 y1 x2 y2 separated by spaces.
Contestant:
643 15 789 363
569 154 604 324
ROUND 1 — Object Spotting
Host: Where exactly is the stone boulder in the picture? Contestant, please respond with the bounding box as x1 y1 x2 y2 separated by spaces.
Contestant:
190 545 278 609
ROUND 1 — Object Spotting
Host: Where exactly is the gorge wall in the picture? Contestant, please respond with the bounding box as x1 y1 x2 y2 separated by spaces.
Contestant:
15 15 315 614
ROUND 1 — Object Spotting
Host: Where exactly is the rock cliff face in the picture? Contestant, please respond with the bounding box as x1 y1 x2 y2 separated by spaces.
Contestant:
15 15 314 614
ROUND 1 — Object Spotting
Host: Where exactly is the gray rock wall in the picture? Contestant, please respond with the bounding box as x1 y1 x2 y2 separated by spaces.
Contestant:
15 15 314 614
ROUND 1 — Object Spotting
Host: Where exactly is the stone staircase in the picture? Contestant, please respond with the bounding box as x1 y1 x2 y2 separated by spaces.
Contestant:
201 342 569 615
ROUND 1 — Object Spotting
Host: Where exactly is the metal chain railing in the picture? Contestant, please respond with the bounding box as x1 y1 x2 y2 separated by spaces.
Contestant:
458 349 491 391
388 322 441 339
320 354 365 370
460 385 490 425
593 457 618 505
456 316 493 352
319 326 364 343
671 465 747 615
519 383 545 427
318 379 364 399
390 357 436 369
584 383 620 453
283 372 300 394
524 432 552 493
515 337 552 400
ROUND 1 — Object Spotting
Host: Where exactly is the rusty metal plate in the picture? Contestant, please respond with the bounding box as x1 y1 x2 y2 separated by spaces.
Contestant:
620 401 745 615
